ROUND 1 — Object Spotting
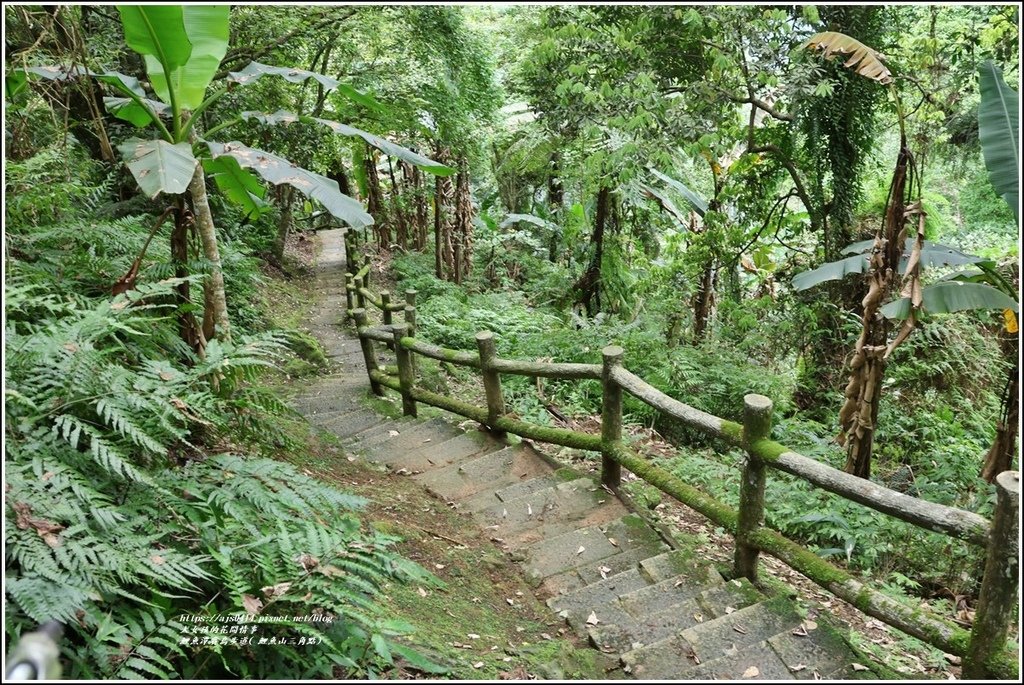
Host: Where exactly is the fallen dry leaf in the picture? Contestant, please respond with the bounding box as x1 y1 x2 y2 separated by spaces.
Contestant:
467 633 480 640
608 537 618 547
242 594 263 615
791 664 807 672
586 611 600 625
150 555 165 565
576 546 586 555
851 663 869 672
388 430 400 437
418 587 428 598
725 606 735 614
472 662 484 669
742 666 759 678
261 582 292 599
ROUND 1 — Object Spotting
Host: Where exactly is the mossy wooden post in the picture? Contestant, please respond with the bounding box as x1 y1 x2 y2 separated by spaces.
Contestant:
362 254 372 288
404 304 417 376
344 233 355 274
476 331 505 435
405 289 417 310
601 346 624 490
354 276 366 309
734 394 771 581
344 274 355 318
352 308 383 396
381 291 394 350
392 323 417 417
964 471 1020 679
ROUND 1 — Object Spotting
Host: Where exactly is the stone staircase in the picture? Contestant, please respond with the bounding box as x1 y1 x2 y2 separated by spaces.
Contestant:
291 229 878 680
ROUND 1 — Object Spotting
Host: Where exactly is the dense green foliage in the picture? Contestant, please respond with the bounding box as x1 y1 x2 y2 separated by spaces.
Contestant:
4 3 1019 679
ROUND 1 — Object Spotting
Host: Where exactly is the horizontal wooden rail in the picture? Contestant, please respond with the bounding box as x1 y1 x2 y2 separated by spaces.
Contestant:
492 358 602 380
369 369 601 450
401 337 480 368
611 367 990 546
358 287 383 310
612 366 725 438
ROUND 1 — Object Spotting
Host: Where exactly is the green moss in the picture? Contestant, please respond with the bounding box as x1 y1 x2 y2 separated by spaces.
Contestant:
720 419 744 445
284 329 328 367
554 467 581 482
623 481 663 509
749 438 789 462
609 443 739 531
747 528 852 586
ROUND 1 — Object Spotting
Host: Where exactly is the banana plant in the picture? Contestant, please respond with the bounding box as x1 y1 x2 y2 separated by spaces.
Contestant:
14 5 453 349
974 59 1019 482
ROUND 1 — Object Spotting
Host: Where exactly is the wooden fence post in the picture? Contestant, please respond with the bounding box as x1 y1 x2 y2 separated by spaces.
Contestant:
964 470 1020 678
344 232 355 274
352 308 383 397
362 254 371 288
601 346 624 490
392 323 417 417
734 393 772 581
405 289 417 310
404 304 417 376
354 276 366 309
476 331 505 435
344 274 355 317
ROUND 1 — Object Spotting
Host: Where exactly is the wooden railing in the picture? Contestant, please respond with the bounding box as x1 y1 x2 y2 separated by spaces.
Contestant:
342 239 1019 680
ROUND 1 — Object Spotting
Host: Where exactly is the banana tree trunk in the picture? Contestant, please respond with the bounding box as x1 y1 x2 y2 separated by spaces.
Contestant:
837 138 912 478
982 335 1019 482
188 163 231 342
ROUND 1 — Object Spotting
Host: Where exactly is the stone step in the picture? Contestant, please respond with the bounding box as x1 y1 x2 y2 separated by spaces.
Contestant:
640 548 722 585
293 386 366 415
767 614 872 680
348 418 430 451
615 567 720 619
620 597 803 679
548 567 651 621
475 477 611 540
413 444 553 503
503 497 632 549
522 522 624 584
686 638 795 680
587 577 764 655
539 542 669 597
319 409 386 439
341 419 404 446
377 430 498 473
358 418 461 456
459 473 561 512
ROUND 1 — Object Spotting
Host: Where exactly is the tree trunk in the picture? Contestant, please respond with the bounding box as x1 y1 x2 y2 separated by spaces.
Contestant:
692 260 717 344
982 334 1019 482
387 157 408 251
573 185 611 316
364 145 388 247
272 185 294 264
453 157 474 283
432 145 455 280
171 201 203 354
188 163 231 342
548 152 563 262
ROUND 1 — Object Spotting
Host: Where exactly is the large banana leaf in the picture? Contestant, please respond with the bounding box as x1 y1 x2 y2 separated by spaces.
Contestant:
881 281 1019 319
118 5 229 110
206 141 373 227
201 156 268 220
791 255 869 291
117 139 199 198
499 214 556 230
803 32 892 84
650 169 708 216
104 96 169 127
841 238 985 271
241 110 454 175
226 61 383 112
978 60 1019 223
642 185 688 226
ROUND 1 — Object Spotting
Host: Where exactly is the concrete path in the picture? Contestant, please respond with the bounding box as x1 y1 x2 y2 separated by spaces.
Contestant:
292 229 876 680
